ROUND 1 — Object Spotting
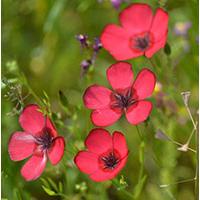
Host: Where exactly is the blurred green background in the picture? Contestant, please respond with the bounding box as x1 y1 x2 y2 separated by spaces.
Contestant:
2 0 198 199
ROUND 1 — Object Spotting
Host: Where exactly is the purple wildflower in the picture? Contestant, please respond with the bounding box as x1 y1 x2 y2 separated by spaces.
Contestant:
81 59 92 70
97 0 128 9
80 59 92 76
155 130 171 141
93 37 102 53
111 0 123 9
173 21 192 37
76 34 89 48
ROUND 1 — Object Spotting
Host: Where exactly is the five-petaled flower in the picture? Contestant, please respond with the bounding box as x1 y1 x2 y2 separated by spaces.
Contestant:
100 3 169 60
83 62 156 126
74 128 128 182
8 104 65 181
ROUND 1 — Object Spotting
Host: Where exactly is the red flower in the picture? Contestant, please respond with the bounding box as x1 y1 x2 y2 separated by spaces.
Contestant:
100 3 168 60
83 62 156 126
74 128 128 182
8 104 65 181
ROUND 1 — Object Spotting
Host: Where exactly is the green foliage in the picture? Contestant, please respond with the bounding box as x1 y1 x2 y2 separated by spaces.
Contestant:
2 0 198 199
164 43 171 56
41 178 66 197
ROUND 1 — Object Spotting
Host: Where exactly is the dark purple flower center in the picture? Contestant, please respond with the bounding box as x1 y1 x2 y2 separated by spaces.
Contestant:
135 36 150 51
101 152 119 170
112 89 135 109
35 130 53 150
130 32 152 52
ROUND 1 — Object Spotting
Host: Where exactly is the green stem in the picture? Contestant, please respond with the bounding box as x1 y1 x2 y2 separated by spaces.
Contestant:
57 193 71 200
21 73 44 106
28 86 44 106
171 140 196 153
160 177 196 188
136 125 142 140
133 126 147 199
111 179 134 199
185 106 197 130
121 189 134 199
147 57 160 74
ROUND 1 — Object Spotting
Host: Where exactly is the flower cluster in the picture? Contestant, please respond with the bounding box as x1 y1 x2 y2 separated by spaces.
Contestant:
76 34 102 76
9 3 168 183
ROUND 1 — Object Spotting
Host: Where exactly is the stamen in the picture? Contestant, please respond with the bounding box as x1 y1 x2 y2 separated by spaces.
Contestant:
135 36 149 50
112 89 136 109
35 130 53 150
101 152 120 170
130 32 152 52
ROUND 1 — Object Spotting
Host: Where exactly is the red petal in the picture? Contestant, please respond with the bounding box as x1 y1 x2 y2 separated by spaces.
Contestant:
74 151 99 174
119 3 153 34
145 35 167 58
19 104 45 135
91 108 121 127
106 62 134 91
46 118 58 137
150 8 168 42
89 156 128 182
125 101 152 125
21 154 47 181
85 128 112 154
8 132 35 161
133 68 156 100
19 104 58 137
113 131 128 157
48 136 65 165
100 24 142 60
83 85 112 109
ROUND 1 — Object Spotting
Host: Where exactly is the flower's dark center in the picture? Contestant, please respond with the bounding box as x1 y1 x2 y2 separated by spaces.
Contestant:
101 152 119 170
112 89 135 109
135 36 149 50
130 32 152 52
35 130 53 150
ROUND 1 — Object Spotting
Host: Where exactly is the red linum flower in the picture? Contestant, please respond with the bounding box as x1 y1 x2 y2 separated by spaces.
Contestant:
8 104 65 181
83 62 156 126
100 3 169 60
74 128 128 182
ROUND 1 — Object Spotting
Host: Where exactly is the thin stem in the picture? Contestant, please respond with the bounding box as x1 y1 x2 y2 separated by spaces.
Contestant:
111 179 134 199
185 106 197 130
28 86 44 106
136 126 142 140
186 127 196 145
133 126 146 199
57 193 71 199
171 140 196 153
121 189 134 199
160 177 196 188
21 72 44 106
149 58 156 68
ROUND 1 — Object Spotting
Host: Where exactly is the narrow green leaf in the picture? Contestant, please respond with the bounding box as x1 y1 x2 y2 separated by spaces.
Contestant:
13 188 23 200
133 175 147 199
42 186 56 196
40 178 50 188
139 141 145 164
47 178 58 192
58 181 63 193
59 90 69 108
43 90 49 100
